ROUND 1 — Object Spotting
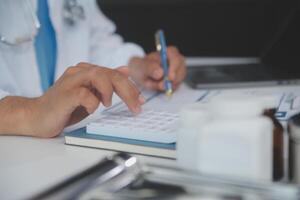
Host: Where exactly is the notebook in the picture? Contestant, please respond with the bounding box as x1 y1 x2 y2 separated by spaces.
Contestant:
65 128 176 158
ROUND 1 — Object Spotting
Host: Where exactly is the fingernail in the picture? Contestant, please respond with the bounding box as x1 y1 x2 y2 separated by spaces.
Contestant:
138 95 145 104
133 105 142 114
153 69 161 79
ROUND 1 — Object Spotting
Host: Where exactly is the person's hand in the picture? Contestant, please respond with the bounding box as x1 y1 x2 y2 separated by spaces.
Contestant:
27 63 144 138
126 46 186 91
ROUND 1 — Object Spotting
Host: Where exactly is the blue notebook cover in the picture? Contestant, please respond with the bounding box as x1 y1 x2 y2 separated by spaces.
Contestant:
65 128 176 150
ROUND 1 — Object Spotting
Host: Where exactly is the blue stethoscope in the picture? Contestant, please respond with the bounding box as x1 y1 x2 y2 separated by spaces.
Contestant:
0 0 85 46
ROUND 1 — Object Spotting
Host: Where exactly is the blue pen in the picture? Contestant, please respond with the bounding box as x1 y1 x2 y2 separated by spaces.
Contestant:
155 30 173 97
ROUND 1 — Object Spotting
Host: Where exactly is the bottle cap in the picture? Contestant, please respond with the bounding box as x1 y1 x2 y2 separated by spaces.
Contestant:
256 95 280 110
180 103 211 127
211 95 265 118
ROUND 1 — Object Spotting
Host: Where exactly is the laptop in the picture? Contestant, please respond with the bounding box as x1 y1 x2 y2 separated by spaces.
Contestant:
186 2 300 89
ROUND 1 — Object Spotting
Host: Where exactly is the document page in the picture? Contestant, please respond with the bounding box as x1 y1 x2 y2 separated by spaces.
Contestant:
110 84 207 113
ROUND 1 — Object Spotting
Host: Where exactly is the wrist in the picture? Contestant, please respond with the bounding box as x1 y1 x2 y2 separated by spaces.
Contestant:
128 56 146 80
0 96 41 136
25 96 46 137
128 56 144 69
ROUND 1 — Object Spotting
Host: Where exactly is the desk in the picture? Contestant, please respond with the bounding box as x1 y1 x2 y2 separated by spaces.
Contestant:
0 135 175 200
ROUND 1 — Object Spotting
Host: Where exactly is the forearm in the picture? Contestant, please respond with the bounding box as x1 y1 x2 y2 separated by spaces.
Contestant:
0 63 144 138
0 96 37 136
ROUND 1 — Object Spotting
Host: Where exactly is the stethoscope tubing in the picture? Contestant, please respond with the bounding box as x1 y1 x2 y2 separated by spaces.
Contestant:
0 0 84 46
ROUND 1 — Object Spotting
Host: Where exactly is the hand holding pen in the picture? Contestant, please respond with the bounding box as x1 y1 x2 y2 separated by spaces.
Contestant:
125 30 186 93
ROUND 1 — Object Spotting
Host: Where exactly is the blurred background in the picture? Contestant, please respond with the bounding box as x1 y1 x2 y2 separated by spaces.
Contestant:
97 0 298 57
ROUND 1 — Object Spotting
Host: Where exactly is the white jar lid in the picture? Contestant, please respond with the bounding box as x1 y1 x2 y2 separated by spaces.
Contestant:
211 96 265 118
180 103 211 127
256 95 280 110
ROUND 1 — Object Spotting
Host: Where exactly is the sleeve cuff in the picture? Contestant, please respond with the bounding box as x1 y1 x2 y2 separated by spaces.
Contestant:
108 43 145 69
0 90 10 100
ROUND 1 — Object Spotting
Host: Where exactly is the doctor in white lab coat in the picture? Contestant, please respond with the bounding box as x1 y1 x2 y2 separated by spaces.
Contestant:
0 0 186 138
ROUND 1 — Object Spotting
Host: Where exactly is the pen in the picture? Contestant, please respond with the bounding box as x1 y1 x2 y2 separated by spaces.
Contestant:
155 30 173 97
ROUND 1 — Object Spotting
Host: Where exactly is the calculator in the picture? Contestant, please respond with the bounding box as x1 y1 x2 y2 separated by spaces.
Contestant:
86 105 179 143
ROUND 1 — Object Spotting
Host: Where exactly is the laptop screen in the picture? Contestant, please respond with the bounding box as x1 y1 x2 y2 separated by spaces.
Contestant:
262 2 300 77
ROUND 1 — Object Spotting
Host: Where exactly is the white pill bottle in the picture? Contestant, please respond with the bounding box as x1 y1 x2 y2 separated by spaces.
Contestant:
176 103 211 170
177 96 274 181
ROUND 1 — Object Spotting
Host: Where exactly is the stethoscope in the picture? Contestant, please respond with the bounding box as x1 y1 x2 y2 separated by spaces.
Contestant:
0 0 85 46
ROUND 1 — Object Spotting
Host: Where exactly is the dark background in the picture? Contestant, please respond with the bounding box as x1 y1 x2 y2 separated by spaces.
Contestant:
97 0 298 57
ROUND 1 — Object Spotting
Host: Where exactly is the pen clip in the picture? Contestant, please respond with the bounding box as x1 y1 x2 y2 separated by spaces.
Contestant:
155 30 162 52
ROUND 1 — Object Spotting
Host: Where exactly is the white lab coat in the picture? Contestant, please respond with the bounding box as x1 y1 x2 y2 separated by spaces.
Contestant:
0 0 144 100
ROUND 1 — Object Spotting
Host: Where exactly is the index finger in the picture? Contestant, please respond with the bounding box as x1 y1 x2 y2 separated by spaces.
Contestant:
110 71 144 114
